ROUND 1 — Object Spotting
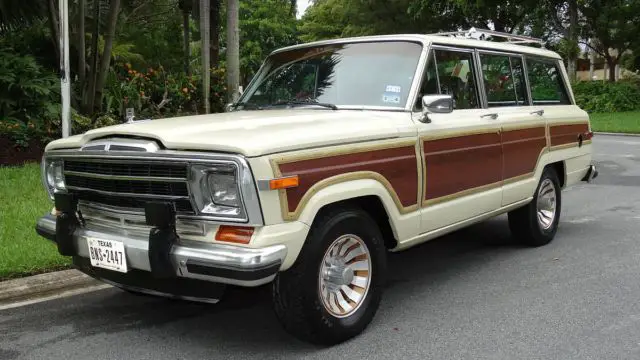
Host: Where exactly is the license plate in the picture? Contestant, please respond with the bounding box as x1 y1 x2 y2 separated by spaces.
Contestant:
87 238 128 273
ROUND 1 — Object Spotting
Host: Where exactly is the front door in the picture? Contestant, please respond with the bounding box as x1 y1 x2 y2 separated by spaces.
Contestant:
414 46 503 234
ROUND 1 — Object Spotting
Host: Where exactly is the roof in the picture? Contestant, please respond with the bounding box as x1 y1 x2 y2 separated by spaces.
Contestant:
271 33 563 60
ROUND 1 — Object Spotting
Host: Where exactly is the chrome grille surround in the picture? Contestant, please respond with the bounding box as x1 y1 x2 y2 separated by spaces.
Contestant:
44 143 264 226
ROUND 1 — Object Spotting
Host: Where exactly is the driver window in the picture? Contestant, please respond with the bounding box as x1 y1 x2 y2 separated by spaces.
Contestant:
416 48 480 110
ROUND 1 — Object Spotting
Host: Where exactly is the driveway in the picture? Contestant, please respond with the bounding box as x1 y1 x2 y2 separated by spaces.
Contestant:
1 134 639 360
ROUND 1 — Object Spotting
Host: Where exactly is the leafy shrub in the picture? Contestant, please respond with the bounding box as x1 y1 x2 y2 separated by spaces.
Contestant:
103 63 228 120
573 79 640 113
0 47 60 146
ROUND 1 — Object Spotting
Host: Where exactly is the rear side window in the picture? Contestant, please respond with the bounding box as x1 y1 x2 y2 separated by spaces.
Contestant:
526 59 571 105
480 53 530 107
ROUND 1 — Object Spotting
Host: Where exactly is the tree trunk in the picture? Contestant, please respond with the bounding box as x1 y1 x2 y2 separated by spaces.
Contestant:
78 0 86 92
226 0 240 103
566 0 578 82
85 1 101 114
200 0 211 113
46 0 61 61
183 9 191 75
210 0 221 67
94 0 122 112
289 0 296 16
606 56 617 82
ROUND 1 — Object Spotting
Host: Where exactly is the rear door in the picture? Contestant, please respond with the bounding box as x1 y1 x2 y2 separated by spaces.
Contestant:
476 51 548 206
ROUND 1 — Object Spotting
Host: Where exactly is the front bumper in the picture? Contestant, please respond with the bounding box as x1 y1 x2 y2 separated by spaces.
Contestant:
36 214 287 287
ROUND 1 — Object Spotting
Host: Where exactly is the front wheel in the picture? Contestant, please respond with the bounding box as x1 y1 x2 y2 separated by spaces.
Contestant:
272 206 387 345
508 166 562 247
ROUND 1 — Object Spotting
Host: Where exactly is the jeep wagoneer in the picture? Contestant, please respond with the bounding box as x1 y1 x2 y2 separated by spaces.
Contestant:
36 29 597 345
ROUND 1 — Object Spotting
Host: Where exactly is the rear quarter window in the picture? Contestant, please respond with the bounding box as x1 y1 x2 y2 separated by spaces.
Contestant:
526 58 572 105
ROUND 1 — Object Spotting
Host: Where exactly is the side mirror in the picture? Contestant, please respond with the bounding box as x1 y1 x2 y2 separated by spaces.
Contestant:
422 94 454 114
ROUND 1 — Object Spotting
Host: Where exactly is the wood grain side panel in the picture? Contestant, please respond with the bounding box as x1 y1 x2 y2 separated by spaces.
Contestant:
277 146 419 213
423 132 502 202
502 127 547 179
550 123 589 147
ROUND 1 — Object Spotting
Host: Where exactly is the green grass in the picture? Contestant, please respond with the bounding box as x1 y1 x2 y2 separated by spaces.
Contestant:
0 163 70 280
590 111 640 134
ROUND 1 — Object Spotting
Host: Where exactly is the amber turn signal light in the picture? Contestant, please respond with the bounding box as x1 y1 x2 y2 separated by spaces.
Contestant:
269 176 299 190
215 225 254 244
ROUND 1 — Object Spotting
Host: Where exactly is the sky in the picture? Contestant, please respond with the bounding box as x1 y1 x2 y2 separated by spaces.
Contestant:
297 0 311 19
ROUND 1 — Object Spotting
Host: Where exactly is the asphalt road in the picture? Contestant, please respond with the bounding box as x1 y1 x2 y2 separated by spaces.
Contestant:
2 134 639 360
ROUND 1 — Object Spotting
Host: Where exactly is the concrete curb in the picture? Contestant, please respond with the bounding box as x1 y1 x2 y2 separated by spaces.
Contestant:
595 132 640 137
0 269 103 307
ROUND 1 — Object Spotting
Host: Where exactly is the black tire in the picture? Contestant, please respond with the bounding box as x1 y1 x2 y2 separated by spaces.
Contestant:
508 166 562 247
272 205 387 345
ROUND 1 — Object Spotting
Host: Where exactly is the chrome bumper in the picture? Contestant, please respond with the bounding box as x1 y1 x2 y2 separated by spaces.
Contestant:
36 214 287 287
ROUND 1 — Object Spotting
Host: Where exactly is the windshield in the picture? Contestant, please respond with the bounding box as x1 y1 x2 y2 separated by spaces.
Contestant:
238 41 423 109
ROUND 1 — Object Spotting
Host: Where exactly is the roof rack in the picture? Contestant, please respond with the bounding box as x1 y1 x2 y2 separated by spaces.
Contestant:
432 27 545 45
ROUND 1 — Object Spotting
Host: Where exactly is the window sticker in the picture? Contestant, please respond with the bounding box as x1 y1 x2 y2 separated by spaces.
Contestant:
382 93 401 104
385 85 402 93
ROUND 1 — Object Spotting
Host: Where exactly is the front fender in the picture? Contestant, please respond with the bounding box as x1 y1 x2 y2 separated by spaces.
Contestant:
294 175 420 242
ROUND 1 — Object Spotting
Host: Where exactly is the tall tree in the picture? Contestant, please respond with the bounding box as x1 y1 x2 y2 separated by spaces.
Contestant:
579 0 640 82
299 0 465 42
450 0 540 33
77 0 86 88
179 0 192 74
238 0 298 83
210 0 222 67
46 0 61 59
227 0 240 103
85 0 101 113
94 0 121 106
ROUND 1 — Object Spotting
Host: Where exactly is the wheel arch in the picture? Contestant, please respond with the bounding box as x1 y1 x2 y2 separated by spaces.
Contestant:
295 178 408 250
547 161 566 188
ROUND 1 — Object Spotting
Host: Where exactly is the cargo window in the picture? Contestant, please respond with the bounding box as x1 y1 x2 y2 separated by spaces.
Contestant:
526 58 571 105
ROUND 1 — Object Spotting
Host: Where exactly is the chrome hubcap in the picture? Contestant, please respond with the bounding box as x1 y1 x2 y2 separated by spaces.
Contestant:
536 178 557 230
319 234 372 318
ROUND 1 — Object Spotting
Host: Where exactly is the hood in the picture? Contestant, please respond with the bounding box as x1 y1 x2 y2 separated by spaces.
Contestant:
45 109 413 157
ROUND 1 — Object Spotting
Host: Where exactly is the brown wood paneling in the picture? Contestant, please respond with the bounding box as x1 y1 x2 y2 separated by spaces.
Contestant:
502 127 547 179
550 123 589 146
278 145 419 213
423 132 502 202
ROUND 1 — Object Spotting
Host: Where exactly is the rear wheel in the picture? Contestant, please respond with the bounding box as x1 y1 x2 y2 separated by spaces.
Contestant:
508 166 562 247
272 206 387 345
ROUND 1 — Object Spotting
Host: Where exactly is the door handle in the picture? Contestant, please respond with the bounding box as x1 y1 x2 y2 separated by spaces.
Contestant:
530 109 545 116
481 113 499 120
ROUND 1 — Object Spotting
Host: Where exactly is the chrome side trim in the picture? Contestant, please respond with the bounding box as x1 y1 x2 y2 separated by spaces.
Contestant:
64 170 186 183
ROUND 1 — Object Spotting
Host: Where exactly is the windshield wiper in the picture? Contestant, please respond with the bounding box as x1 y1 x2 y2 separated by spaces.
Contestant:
269 100 338 110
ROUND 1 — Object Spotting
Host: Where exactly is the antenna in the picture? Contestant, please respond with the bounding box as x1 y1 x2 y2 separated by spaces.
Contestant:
432 27 545 45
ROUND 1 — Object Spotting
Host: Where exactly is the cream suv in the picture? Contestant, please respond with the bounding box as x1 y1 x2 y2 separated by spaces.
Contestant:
36 29 597 345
